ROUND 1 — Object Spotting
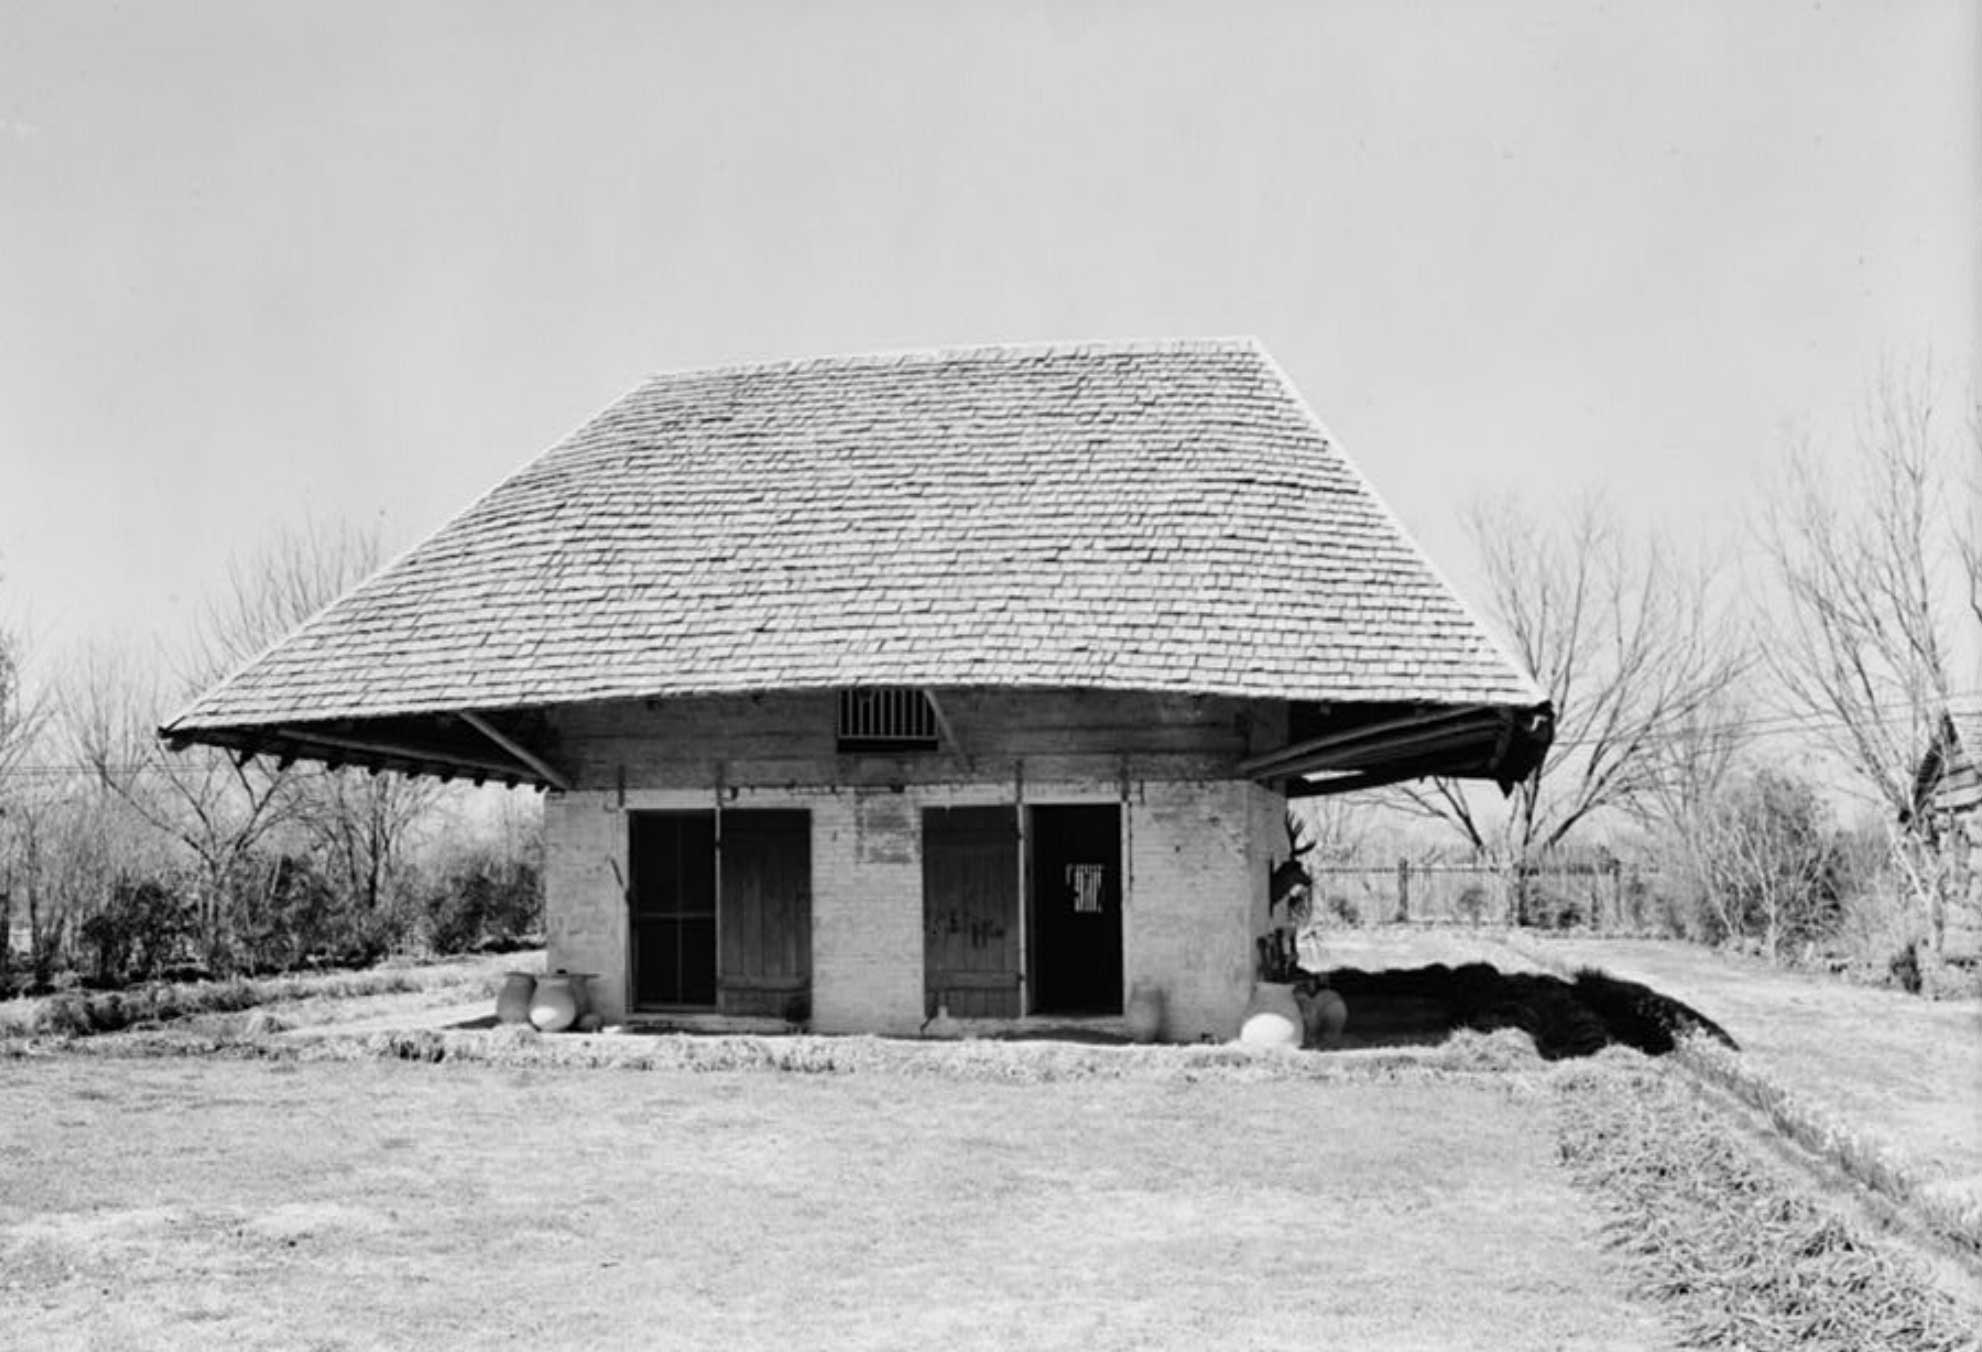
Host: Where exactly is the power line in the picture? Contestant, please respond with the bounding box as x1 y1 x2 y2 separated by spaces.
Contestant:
1542 690 1982 753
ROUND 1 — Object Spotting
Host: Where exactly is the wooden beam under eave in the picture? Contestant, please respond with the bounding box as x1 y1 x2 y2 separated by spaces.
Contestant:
460 711 573 792
1238 705 1502 779
270 726 544 786
1285 762 1460 798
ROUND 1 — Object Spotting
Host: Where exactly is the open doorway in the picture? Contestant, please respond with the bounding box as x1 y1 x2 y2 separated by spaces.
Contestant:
1027 803 1122 1015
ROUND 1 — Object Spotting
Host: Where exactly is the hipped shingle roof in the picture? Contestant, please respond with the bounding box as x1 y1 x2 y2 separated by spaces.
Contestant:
166 339 1544 732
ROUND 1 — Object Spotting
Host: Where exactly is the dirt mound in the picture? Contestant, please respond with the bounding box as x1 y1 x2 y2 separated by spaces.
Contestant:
1302 962 1739 1061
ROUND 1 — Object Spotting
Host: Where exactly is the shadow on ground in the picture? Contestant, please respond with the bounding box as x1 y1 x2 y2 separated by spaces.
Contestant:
442 966 1740 1060
1305 963 1740 1061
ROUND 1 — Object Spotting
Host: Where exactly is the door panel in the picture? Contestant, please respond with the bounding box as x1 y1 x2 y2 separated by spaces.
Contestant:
719 810 812 1018
922 806 1021 1019
1029 804 1123 1014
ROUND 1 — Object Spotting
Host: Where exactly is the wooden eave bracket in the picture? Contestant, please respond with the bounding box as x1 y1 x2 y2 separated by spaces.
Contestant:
460 711 573 792
920 687 962 756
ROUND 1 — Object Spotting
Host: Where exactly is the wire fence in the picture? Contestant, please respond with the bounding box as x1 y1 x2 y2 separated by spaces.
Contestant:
1306 859 1670 933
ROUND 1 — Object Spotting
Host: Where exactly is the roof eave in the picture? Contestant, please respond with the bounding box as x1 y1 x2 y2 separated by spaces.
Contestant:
1251 701 1555 798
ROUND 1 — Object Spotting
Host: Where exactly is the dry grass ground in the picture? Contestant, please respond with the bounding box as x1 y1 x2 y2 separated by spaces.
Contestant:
0 1055 1674 1352
1554 1057 1978 1351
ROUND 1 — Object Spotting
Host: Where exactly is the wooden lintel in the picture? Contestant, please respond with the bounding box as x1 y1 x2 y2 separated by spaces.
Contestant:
460 711 573 792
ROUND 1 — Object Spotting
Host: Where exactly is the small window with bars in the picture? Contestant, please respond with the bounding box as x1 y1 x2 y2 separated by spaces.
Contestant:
838 688 940 752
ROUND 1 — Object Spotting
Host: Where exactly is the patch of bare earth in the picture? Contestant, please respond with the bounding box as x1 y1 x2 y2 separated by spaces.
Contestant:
0 1056 1673 1352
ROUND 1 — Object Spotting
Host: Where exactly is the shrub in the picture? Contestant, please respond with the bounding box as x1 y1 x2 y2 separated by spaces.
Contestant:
31 992 92 1037
420 847 542 955
226 852 410 974
1888 941 1923 994
77 876 195 986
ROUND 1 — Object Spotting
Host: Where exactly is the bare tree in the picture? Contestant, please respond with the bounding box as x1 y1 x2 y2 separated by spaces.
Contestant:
1762 367 1980 951
73 518 443 969
196 518 384 684
1389 496 1748 889
209 522 446 927
1 778 170 989
70 644 292 968
1633 691 1754 940
1698 768 1848 962
0 577 53 982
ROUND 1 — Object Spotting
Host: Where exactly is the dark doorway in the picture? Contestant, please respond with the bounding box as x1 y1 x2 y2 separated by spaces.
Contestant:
922 806 1021 1018
629 812 717 1009
629 809 812 1014
1028 804 1122 1015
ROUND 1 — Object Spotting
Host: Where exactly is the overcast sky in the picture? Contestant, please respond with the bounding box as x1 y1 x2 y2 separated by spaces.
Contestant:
1 1 1975 678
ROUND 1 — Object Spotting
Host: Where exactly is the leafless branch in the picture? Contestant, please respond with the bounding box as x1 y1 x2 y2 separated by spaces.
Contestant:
1390 494 1748 867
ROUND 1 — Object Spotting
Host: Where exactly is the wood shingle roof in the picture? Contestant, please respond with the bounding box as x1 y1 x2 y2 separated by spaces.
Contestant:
165 338 1545 733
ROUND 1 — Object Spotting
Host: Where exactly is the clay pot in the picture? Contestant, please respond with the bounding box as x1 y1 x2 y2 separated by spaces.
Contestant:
529 972 593 1033
923 1003 962 1040
1239 981 1303 1048
1298 988 1349 1048
495 972 536 1026
1124 980 1165 1044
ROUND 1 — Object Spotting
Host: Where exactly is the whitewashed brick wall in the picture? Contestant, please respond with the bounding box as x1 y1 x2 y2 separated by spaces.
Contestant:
542 791 630 1020
539 691 1287 1037
1124 780 1259 1041
810 791 925 1035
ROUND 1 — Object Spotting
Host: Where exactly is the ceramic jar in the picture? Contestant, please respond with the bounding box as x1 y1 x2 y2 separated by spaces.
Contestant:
529 972 594 1033
1239 981 1303 1048
495 972 537 1025
1124 980 1165 1044
1298 988 1349 1048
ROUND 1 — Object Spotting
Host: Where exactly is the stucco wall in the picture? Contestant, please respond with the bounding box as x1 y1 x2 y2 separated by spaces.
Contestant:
540 690 1286 1036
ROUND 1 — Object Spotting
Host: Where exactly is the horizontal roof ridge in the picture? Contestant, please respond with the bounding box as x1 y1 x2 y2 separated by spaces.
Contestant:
631 335 1267 387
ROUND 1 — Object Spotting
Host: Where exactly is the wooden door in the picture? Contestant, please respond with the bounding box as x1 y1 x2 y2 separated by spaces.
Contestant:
1029 804 1122 1014
629 812 717 1009
718 810 811 1019
922 806 1020 1018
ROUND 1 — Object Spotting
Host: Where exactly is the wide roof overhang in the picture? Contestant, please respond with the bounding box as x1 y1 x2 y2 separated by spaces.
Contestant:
161 708 571 792
161 691 1553 798
1243 700 1554 797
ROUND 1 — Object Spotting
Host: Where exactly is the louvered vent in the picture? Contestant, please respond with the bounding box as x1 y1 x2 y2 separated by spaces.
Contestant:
837 688 939 751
